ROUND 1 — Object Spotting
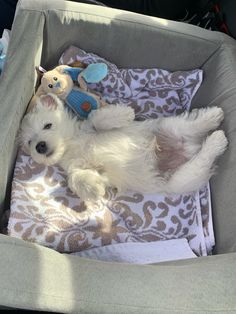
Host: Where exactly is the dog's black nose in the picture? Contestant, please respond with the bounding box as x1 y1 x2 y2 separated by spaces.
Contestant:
36 141 47 154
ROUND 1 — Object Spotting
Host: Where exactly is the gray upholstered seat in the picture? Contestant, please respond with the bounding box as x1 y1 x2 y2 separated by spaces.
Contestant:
0 0 236 312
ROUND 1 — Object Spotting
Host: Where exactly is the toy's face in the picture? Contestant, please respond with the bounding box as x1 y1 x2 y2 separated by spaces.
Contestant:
41 68 73 99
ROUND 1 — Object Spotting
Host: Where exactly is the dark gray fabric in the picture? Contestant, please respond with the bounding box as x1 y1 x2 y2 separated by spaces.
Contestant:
193 43 236 253
41 6 223 70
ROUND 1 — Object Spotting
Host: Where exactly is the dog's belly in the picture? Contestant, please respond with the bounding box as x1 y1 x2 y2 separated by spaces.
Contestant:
156 133 188 177
65 124 189 193
89 129 160 192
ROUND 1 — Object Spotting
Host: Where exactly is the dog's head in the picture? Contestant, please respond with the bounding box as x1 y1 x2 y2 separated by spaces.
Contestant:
19 93 75 166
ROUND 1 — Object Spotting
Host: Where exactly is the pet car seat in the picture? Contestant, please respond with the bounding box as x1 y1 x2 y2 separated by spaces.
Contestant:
0 0 236 312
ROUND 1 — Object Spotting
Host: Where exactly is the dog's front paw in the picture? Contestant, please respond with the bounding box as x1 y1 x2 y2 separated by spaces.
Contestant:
89 105 135 131
82 179 106 201
121 106 135 123
68 170 106 202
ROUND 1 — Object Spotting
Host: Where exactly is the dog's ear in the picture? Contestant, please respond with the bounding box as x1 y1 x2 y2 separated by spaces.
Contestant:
38 93 64 111
36 65 47 76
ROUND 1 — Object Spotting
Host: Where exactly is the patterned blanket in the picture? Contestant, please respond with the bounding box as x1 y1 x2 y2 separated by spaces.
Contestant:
8 46 214 257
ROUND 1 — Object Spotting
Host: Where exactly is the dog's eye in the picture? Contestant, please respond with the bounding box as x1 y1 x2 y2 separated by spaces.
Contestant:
48 84 53 88
53 77 58 81
43 123 52 130
28 140 31 146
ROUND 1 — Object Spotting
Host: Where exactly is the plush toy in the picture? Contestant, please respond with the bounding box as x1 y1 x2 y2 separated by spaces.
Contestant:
35 63 108 118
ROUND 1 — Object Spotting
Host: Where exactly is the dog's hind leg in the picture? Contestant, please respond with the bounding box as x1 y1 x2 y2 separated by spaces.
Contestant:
153 106 223 140
152 106 225 159
164 130 228 194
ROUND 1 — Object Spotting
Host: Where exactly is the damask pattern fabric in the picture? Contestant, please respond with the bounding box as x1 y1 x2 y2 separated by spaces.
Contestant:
59 46 203 120
8 47 214 258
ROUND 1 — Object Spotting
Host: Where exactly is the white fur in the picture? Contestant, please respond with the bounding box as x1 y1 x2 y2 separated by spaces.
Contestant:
19 94 228 202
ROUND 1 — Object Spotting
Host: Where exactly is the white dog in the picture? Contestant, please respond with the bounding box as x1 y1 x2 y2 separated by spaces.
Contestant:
19 93 228 202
